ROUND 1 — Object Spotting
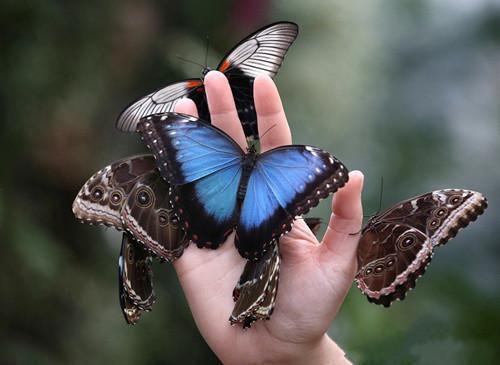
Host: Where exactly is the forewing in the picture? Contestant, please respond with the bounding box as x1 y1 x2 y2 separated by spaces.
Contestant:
217 21 298 139
138 112 243 249
121 172 189 261
426 190 488 247
72 155 157 228
116 79 204 132
218 21 299 79
137 112 244 184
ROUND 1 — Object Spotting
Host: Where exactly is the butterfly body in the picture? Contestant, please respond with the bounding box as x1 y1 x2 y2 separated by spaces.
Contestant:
355 189 487 306
138 112 348 259
201 67 211 77
237 145 259 202
116 21 299 141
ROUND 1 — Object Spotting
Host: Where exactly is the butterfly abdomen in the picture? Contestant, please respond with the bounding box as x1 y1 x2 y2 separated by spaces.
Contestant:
237 151 258 203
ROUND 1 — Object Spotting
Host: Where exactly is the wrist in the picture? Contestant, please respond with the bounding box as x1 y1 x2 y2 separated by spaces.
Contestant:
296 335 351 365
264 335 351 365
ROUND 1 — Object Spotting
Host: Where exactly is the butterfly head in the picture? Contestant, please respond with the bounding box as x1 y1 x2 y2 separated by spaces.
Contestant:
201 67 212 78
364 214 381 229
246 143 258 156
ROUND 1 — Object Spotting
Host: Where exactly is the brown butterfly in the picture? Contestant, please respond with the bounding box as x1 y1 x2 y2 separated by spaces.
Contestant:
72 154 188 261
230 217 322 328
118 233 155 324
355 189 487 307
230 243 280 328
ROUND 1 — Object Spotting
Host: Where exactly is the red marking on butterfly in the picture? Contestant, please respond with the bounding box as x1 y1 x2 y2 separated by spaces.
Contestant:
218 59 231 73
186 80 203 89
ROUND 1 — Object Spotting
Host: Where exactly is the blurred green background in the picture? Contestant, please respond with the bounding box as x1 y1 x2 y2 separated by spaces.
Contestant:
1 0 499 364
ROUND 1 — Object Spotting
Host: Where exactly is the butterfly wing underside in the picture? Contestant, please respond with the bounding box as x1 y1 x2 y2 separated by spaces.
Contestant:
230 217 321 327
118 233 156 324
122 172 188 260
230 243 280 328
73 155 189 261
355 189 487 306
72 155 157 228
116 79 205 133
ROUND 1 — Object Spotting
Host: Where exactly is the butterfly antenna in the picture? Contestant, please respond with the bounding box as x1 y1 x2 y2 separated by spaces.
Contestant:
204 36 210 68
175 54 205 69
362 176 384 218
350 177 385 236
376 176 384 215
260 124 278 141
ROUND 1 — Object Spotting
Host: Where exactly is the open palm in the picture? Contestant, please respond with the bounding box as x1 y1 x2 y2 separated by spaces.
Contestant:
172 71 364 364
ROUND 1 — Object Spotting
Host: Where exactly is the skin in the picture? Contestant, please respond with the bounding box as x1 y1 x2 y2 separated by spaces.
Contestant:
172 71 364 365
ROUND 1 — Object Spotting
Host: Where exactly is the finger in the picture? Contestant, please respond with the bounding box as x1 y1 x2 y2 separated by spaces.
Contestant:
204 71 247 149
253 74 291 151
174 98 199 117
320 170 364 272
172 232 242 279
278 218 320 264
171 234 246 341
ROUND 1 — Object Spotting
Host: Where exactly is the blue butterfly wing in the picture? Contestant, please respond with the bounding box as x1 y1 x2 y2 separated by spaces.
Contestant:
236 146 349 259
138 112 244 248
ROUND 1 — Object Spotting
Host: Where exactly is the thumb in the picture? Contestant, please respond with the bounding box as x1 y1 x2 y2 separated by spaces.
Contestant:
319 171 364 281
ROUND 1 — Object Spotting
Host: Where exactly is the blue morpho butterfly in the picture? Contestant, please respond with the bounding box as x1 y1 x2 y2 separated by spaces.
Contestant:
115 21 299 141
137 112 349 259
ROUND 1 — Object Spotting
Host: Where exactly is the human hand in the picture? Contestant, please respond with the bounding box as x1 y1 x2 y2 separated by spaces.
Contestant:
173 71 364 364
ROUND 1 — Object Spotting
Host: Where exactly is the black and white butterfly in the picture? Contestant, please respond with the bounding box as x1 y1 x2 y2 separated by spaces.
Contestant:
116 21 299 141
137 112 348 260
355 189 487 307
118 233 155 324
72 154 188 261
